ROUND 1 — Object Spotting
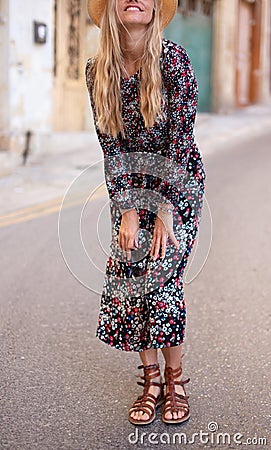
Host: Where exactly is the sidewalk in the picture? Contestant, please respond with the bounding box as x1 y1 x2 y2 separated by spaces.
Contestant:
0 102 270 216
196 102 271 155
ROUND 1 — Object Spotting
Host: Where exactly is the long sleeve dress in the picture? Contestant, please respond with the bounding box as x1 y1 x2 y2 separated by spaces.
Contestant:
85 39 206 352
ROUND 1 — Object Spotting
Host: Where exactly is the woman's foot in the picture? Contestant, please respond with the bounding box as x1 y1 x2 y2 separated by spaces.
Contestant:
129 363 164 425
162 365 190 424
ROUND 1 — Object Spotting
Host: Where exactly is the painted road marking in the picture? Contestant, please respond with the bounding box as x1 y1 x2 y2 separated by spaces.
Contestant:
0 186 107 228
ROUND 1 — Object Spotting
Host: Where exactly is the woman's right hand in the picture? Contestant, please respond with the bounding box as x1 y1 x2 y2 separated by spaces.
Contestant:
118 209 139 260
150 207 179 261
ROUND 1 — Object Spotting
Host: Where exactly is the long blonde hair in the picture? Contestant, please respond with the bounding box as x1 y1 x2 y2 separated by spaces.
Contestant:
93 0 163 138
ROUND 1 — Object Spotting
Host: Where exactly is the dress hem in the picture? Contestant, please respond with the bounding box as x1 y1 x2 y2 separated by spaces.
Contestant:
96 331 185 353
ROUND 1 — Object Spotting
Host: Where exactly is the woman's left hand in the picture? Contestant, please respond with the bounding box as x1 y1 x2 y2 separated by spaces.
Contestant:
150 209 179 260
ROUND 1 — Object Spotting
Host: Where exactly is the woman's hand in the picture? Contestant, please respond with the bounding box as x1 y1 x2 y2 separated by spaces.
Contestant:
118 208 139 260
150 207 179 261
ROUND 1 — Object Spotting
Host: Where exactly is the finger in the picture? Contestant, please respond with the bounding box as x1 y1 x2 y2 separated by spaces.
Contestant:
150 232 158 258
118 232 123 251
128 238 136 251
121 235 128 253
134 231 139 248
153 234 162 260
161 235 168 259
150 232 159 259
168 232 179 249
131 240 138 250
121 235 129 260
123 233 129 253
126 249 132 261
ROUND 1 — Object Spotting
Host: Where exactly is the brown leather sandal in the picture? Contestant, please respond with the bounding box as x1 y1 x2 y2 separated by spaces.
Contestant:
162 363 190 425
129 363 164 425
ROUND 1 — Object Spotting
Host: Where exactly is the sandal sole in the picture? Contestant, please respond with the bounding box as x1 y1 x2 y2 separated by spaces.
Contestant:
162 412 190 425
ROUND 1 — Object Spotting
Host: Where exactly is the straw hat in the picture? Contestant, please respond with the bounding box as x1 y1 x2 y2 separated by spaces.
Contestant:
87 0 178 29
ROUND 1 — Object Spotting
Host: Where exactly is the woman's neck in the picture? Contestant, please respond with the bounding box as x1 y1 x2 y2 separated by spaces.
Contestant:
120 27 146 72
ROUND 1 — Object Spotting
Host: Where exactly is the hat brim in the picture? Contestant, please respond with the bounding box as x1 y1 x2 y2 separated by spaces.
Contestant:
87 0 177 29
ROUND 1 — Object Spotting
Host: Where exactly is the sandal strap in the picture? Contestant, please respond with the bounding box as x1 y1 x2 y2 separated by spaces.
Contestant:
134 392 157 404
180 377 190 387
138 363 159 370
164 366 182 381
130 401 155 413
130 405 154 417
137 363 161 381
132 399 155 411
163 404 189 413
163 392 190 414
130 392 163 418
137 380 163 388
163 404 189 414
164 392 189 402
129 364 165 423
163 377 190 388
164 353 186 380
136 363 163 394
163 358 190 420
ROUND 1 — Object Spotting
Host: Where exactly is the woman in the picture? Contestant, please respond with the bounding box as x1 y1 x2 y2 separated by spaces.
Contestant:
85 0 206 425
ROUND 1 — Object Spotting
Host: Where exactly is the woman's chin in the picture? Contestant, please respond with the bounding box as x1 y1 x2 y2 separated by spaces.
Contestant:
118 19 151 29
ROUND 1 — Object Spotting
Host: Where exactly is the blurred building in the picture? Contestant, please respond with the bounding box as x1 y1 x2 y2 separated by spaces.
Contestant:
0 0 95 156
165 0 271 113
0 0 270 157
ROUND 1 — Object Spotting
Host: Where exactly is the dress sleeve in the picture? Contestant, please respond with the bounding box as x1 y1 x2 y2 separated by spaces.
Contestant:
158 47 199 207
85 58 135 210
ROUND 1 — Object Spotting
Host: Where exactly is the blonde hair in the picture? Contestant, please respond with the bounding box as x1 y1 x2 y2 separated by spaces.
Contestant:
93 0 163 138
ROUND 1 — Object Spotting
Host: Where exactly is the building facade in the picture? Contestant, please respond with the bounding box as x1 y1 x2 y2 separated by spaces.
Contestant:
0 0 93 156
165 0 271 113
0 0 270 157
165 0 214 111
212 0 271 113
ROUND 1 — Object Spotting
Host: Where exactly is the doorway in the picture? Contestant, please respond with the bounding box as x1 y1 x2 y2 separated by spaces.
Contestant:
164 0 214 112
53 0 87 131
236 0 261 107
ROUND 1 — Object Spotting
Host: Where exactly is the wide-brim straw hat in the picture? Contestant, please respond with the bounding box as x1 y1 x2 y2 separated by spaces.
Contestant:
87 0 178 29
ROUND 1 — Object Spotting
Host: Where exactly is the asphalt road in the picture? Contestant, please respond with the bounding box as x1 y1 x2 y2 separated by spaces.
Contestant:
0 131 270 450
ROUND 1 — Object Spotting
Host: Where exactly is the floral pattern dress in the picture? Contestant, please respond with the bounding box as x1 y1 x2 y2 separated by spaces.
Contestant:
85 39 206 352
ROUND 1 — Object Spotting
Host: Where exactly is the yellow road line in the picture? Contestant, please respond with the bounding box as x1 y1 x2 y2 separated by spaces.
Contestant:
0 187 107 228
0 196 66 219
0 187 106 219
